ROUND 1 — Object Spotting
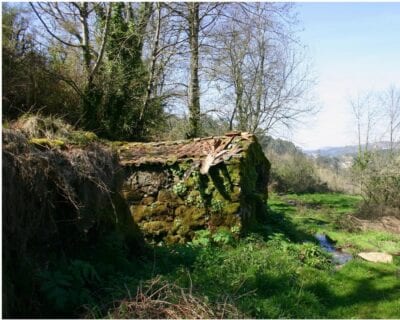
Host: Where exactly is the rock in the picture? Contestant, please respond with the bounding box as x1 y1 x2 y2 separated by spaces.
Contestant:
141 196 155 205
358 252 393 263
157 189 179 204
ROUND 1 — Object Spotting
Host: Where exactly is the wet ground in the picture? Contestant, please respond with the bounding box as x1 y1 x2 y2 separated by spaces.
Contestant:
315 233 353 265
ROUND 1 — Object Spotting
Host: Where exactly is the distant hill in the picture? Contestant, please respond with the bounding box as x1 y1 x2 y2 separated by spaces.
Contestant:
304 141 397 158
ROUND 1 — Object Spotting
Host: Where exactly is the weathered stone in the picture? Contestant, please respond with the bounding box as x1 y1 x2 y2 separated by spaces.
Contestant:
119 133 270 243
157 189 179 204
141 196 155 205
142 221 171 236
149 202 169 215
122 186 143 201
130 205 151 222
358 252 393 263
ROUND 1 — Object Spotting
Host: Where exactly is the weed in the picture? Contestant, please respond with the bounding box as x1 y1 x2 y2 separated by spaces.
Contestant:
172 182 187 196
39 260 100 314
210 198 225 213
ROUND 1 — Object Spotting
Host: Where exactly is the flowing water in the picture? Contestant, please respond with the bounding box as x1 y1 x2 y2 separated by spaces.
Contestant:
315 233 353 265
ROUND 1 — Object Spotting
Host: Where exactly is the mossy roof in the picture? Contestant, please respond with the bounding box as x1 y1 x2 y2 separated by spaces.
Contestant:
117 132 256 166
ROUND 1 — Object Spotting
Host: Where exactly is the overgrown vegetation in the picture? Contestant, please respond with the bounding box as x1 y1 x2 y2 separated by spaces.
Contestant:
349 88 400 220
352 151 400 220
263 137 333 194
6 184 399 318
3 2 400 319
2 116 143 317
3 2 312 141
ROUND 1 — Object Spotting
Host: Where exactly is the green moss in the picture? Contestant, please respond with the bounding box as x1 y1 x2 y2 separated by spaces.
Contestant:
164 234 184 244
183 207 206 222
141 221 171 236
231 186 241 202
185 190 205 208
224 202 241 215
209 211 240 230
185 172 202 188
130 205 151 222
149 202 169 215
157 190 179 205
141 196 155 205
210 199 225 213
29 138 65 149
171 217 183 233
68 130 98 145
174 206 187 217
122 188 143 201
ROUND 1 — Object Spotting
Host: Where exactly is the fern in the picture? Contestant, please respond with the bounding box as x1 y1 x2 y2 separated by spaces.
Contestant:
39 260 100 313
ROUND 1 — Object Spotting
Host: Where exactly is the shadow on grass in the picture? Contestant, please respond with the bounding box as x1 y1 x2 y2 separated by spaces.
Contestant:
251 203 316 243
305 261 400 318
73 195 397 318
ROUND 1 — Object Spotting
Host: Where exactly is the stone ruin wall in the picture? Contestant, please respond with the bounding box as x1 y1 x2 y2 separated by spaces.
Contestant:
119 135 270 244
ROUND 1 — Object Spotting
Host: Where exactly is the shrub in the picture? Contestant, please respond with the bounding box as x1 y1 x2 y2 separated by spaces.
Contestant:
352 151 400 219
268 152 328 194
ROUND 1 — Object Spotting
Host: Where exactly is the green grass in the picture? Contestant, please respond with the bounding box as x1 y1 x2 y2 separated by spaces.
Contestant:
35 192 400 318
269 193 400 254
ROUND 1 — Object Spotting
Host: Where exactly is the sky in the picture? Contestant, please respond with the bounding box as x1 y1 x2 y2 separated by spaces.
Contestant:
291 2 400 150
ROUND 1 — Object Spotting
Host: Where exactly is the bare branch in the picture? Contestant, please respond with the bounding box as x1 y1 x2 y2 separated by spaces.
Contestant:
30 2 83 48
90 3 111 77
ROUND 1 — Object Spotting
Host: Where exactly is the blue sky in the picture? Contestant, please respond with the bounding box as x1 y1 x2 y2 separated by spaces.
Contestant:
292 2 400 150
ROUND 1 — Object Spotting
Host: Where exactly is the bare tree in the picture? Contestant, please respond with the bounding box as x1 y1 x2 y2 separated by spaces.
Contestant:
350 88 400 214
163 2 223 138
380 86 400 152
30 2 112 128
349 92 381 156
30 2 111 95
207 3 314 136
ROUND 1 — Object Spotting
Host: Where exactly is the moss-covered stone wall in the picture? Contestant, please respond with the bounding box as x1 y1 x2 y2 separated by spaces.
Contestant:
120 134 270 243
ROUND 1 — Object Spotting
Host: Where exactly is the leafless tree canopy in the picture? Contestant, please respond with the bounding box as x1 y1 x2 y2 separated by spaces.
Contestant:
8 2 315 138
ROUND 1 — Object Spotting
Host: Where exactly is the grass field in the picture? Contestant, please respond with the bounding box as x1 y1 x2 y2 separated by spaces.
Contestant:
39 193 400 318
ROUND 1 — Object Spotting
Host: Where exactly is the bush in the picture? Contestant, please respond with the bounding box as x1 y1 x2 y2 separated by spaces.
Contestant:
353 151 400 219
268 152 329 194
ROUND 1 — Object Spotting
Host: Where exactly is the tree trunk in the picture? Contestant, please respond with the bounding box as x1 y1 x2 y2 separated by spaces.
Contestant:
140 3 161 126
187 2 201 138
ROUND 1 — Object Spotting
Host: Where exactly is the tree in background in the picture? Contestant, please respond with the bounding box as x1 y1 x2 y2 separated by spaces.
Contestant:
262 136 328 194
29 2 112 131
164 2 223 138
4 2 313 142
381 86 400 153
99 2 159 139
207 3 314 135
2 4 79 120
350 87 400 218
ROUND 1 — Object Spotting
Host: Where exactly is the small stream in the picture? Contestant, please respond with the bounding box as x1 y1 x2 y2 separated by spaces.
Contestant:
315 234 353 265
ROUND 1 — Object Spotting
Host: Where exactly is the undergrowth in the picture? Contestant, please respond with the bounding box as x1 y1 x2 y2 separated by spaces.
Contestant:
4 122 399 320
81 193 398 319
